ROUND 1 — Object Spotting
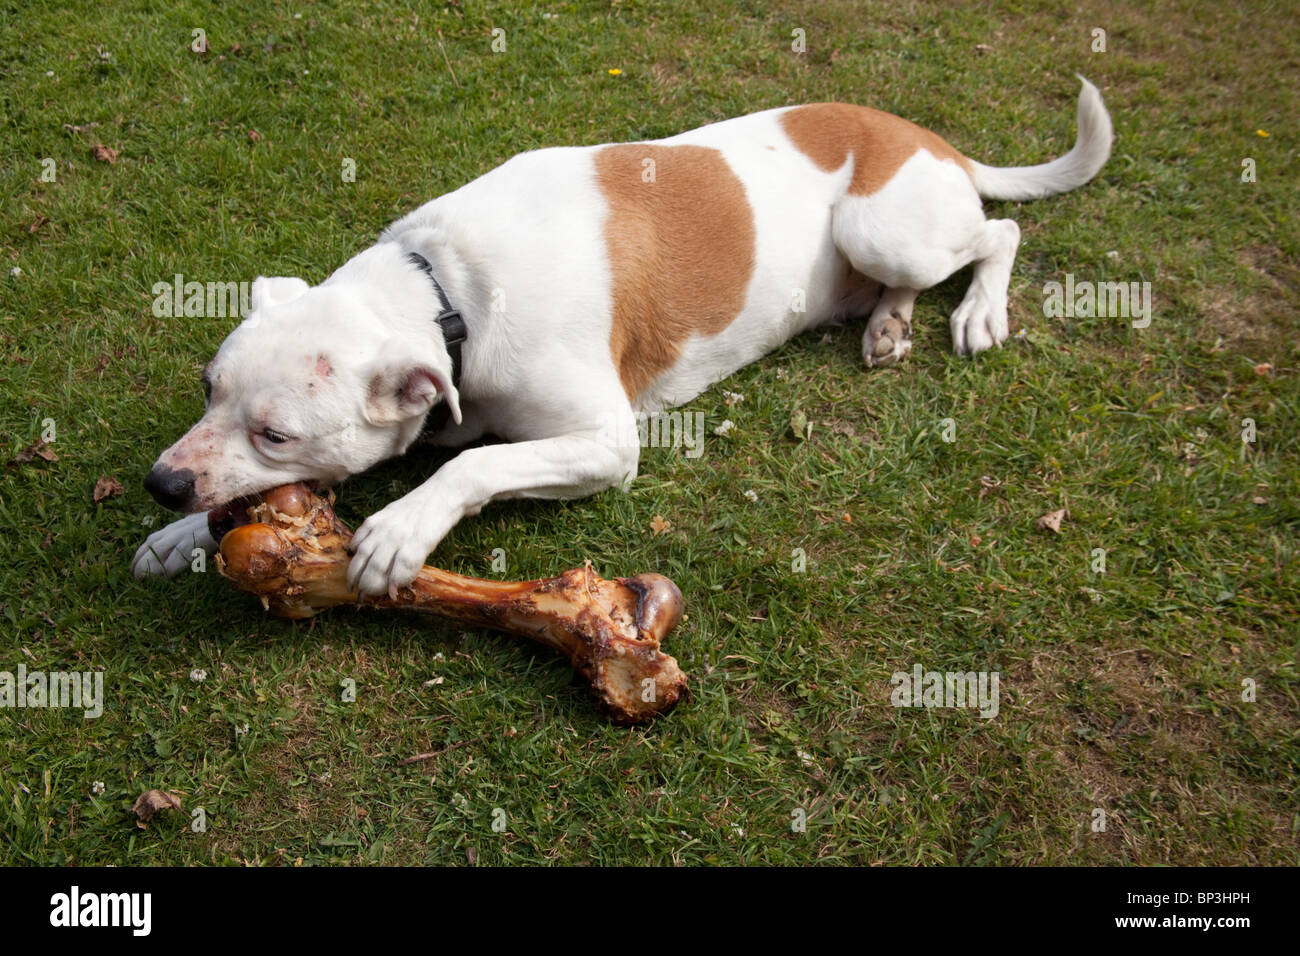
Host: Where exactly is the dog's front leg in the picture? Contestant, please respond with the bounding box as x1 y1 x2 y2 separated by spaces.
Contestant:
131 512 217 579
347 433 638 597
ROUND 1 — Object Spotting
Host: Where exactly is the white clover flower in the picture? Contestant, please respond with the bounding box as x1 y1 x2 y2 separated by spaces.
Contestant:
713 419 735 436
91 781 105 796
189 668 207 682
723 391 745 406
743 489 759 503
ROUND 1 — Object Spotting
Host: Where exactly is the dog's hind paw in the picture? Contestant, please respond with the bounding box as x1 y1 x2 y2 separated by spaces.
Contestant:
864 311 913 368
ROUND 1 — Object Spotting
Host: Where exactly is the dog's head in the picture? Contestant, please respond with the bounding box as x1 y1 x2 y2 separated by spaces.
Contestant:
144 266 461 514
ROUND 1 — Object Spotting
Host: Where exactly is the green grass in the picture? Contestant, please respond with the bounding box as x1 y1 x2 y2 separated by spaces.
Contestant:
1 0 1297 865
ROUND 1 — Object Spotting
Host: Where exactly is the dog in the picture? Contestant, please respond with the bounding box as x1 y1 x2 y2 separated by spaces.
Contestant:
133 76 1112 597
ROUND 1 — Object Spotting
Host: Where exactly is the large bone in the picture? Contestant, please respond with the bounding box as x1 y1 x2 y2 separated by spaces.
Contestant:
210 484 688 724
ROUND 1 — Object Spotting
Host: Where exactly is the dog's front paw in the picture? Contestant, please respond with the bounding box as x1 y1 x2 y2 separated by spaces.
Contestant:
131 513 216 578
347 503 445 598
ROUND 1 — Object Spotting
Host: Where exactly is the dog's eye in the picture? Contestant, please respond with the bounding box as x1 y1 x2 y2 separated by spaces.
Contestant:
262 428 292 444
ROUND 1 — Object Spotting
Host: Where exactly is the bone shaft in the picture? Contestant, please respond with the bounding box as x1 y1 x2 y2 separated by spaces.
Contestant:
378 571 589 659
296 559 613 660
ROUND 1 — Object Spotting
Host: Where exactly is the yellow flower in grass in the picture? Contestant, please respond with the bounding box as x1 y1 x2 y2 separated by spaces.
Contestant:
608 68 622 75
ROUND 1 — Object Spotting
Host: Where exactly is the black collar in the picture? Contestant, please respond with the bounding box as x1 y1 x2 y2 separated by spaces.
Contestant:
406 251 466 388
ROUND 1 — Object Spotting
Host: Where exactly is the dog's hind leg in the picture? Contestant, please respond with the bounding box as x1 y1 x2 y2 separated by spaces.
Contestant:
830 151 1020 357
948 218 1020 355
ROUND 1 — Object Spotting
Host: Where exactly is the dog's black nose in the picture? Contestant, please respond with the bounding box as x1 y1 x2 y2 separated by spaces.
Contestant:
144 466 196 511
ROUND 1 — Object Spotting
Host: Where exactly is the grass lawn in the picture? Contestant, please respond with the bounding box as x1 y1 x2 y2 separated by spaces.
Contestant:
1 0 1296 865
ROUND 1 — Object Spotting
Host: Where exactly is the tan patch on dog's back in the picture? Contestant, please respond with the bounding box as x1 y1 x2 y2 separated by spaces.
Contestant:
780 103 974 195
596 144 756 399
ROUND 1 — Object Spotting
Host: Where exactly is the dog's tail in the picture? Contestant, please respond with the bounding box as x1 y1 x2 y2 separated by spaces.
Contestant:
969 75 1113 201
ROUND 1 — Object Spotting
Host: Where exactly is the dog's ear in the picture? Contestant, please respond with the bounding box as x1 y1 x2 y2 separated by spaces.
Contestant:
362 340 462 427
249 276 310 313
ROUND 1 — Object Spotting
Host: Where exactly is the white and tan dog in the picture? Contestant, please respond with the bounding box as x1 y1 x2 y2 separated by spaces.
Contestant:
133 77 1112 596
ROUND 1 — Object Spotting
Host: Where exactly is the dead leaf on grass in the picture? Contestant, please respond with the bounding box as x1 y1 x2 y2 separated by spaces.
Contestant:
789 407 812 441
978 475 1003 499
9 440 58 466
93 475 123 503
1036 508 1067 533
131 789 182 828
